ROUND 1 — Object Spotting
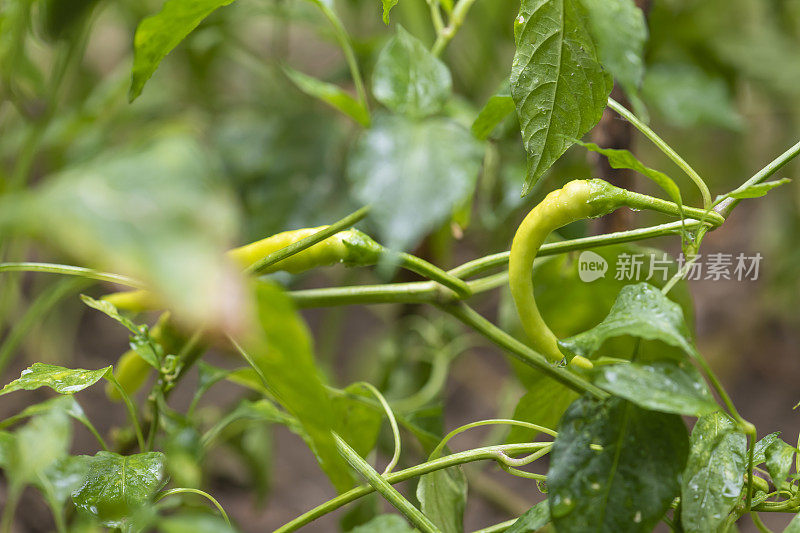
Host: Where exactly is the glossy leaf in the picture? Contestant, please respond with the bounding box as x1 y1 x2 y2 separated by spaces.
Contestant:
593 360 718 416
372 25 452 117
574 140 682 206
472 84 515 140
416 461 467 533
716 178 792 202
0 363 110 396
348 114 483 251
350 514 415 532
506 500 550 533
72 451 166 528
284 66 370 127
381 1 400 25
547 396 688 532
753 432 781 465
511 0 612 194
559 283 697 361
130 0 238 101
681 412 747 533
580 0 646 109
241 282 353 492
642 63 743 131
765 438 796 489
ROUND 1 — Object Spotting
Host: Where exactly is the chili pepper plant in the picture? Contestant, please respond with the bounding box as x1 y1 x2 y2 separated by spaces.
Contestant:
0 0 799 532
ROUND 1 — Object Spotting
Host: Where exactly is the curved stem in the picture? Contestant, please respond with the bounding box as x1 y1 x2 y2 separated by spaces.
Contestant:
155 488 230 526
354 381 401 475
432 0 480 56
104 374 146 452
398 252 471 298
0 262 144 288
608 97 712 209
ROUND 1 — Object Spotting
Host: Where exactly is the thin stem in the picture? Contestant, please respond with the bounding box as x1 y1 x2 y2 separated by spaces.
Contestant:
432 0 480 56
427 0 445 33
354 381 402 475
750 512 773 533
432 420 556 460
155 488 231 526
81 415 110 452
274 443 543 533
0 262 144 288
333 433 441 533
0 485 20 533
247 206 370 274
608 97 712 209
104 374 146 452
439 302 608 399
398 252 471 298
290 281 440 307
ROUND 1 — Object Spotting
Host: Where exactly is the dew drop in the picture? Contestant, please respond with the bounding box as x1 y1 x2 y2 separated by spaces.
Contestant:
550 491 576 518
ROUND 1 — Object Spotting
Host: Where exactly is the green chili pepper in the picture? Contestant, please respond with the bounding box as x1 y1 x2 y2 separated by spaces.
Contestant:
509 179 724 367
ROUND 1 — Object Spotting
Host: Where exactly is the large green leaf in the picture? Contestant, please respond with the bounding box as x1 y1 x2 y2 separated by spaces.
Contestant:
129 0 238 101
284 66 370 127
681 412 747 533
580 0 646 109
0 363 110 396
511 0 612 194
242 282 353 492
72 451 166 528
416 461 467 533
347 114 483 251
42 455 91 509
559 283 697 361
349 514 416 533
765 438 796 490
547 396 688 532
506 500 550 533
2 136 243 331
3 408 72 488
593 360 718 416
372 25 452 117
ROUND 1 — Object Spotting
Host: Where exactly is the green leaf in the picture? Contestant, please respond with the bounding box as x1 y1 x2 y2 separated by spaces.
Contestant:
511 0 612 194
559 283 697 361
547 396 688 532
381 0 400 25
201 398 295 449
347 114 483 251
130 0 238 101
416 460 467 533
158 513 238 533
79 294 140 335
4 408 72 488
508 374 578 444
593 360 718 416
471 82 515 140
72 451 166 528
642 63 743 131
681 412 747 533
753 432 781 465
349 514 416 533
41 455 91 508
716 178 792 202
506 500 550 533
786 513 800 533
0 363 111 396
765 438 796 490
334 385 383 458
372 25 452 117
241 282 354 492
573 140 682 207
580 0 647 110
284 66 370 127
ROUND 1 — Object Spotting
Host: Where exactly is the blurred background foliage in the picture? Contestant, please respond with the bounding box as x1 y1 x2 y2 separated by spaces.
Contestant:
1 0 799 530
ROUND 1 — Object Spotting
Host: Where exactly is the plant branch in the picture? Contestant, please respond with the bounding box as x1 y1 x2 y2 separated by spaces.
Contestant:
0 262 144 288
431 0 480 56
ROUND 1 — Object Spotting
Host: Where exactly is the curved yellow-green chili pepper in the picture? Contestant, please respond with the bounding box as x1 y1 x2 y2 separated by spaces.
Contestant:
509 178 724 368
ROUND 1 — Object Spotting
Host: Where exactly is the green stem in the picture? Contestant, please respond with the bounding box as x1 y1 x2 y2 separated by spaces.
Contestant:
0 485 20 533
427 0 445 33
274 443 543 533
398 252 472 297
155 488 231 526
432 0 480 56
104 374 146 452
0 262 143 288
621 189 724 226
247 206 370 274
333 433 441 533
472 518 517 533
750 512 773 533
438 302 608 399
608 97 712 209
354 381 401 475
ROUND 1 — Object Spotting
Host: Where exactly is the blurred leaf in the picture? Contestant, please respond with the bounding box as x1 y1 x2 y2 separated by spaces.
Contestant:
548 396 688 532
284 66 370 126
416 463 467 533
348 114 483 251
349 514 415 532
681 412 746 533
42 455 91 508
0 395 88 430
238 422 274 503
511 0 612 194
593 360 718 416
506 500 550 533
786 513 800 533
716 179 792 202
334 385 383 458
472 83 515 140
580 0 646 110
241 282 354 492
372 25 452 117
573 140 682 206
508 375 577 443
381 1 400 25
130 0 238 101
642 63 743 131
559 283 697 362
4 408 72 488
158 513 238 533
3 136 244 331
201 398 294 448
0 362 110 396
341 494 380 531
72 451 166 528
765 439 796 490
